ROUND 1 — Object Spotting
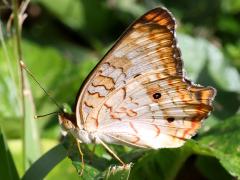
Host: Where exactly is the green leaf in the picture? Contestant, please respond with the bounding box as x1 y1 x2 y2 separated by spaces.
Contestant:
195 156 232 180
178 34 208 81
103 164 132 180
22 143 67 180
0 23 21 120
0 127 19 180
45 157 80 180
207 43 240 92
198 115 240 177
130 143 193 180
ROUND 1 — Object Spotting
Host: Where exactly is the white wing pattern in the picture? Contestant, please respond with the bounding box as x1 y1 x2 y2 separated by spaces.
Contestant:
69 7 216 149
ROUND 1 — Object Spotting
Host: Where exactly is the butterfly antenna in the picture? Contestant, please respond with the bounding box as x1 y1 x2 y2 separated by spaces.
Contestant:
34 111 59 119
20 60 63 112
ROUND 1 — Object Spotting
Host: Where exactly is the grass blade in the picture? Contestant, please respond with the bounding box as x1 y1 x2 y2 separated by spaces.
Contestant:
0 127 19 180
23 74 41 169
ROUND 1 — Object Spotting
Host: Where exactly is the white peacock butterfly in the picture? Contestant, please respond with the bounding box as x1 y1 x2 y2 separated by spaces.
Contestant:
58 7 216 166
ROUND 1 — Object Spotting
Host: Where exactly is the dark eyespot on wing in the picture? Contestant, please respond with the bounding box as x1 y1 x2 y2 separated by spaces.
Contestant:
153 92 162 99
167 117 175 123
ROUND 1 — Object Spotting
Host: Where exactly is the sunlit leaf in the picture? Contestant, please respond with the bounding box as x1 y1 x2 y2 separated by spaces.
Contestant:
178 34 208 81
207 43 240 92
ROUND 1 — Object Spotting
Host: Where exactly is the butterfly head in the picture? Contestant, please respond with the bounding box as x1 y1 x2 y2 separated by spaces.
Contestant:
57 103 78 131
58 111 95 144
58 111 78 131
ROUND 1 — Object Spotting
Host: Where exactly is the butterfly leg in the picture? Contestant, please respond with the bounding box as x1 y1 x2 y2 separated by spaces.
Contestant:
97 137 125 166
76 139 84 176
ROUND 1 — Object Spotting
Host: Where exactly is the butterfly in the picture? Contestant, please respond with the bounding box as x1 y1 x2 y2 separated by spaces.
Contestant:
59 7 216 165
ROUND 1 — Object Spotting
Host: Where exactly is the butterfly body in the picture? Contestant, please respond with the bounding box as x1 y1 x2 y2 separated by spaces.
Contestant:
59 7 216 150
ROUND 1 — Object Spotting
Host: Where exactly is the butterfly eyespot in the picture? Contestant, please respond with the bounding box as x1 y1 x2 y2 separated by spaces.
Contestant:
167 117 175 123
153 92 161 99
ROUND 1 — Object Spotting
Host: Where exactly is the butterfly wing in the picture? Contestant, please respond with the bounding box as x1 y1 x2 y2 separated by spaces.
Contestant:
95 75 215 148
75 7 216 148
76 7 181 125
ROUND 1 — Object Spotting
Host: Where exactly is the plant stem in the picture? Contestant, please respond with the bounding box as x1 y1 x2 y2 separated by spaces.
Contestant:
13 0 22 59
12 0 26 170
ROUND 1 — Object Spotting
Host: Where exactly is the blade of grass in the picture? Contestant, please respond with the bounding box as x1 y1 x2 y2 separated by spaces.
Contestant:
22 143 67 180
12 0 40 170
0 127 19 180
23 75 41 168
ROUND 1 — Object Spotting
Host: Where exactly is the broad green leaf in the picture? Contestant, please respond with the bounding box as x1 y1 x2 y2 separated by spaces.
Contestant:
22 143 66 180
103 164 132 180
207 43 240 92
0 127 19 180
198 115 240 177
178 34 208 81
130 143 193 180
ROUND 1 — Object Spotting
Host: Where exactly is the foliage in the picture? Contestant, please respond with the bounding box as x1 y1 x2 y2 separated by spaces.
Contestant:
0 0 239 179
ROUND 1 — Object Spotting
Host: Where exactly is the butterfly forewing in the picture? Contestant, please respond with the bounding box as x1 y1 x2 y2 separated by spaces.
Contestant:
75 7 216 149
77 8 182 124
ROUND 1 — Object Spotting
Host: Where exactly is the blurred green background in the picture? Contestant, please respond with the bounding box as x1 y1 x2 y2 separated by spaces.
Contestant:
0 0 240 179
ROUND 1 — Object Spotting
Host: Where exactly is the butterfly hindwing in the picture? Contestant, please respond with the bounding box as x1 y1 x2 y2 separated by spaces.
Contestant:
93 73 215 148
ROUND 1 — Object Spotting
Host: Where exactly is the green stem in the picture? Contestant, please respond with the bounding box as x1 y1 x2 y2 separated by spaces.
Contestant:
12 0 26 170
12 0 23 59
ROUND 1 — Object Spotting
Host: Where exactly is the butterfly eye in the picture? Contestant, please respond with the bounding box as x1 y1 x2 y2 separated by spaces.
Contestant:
167 117 175 123
153 92 161 99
